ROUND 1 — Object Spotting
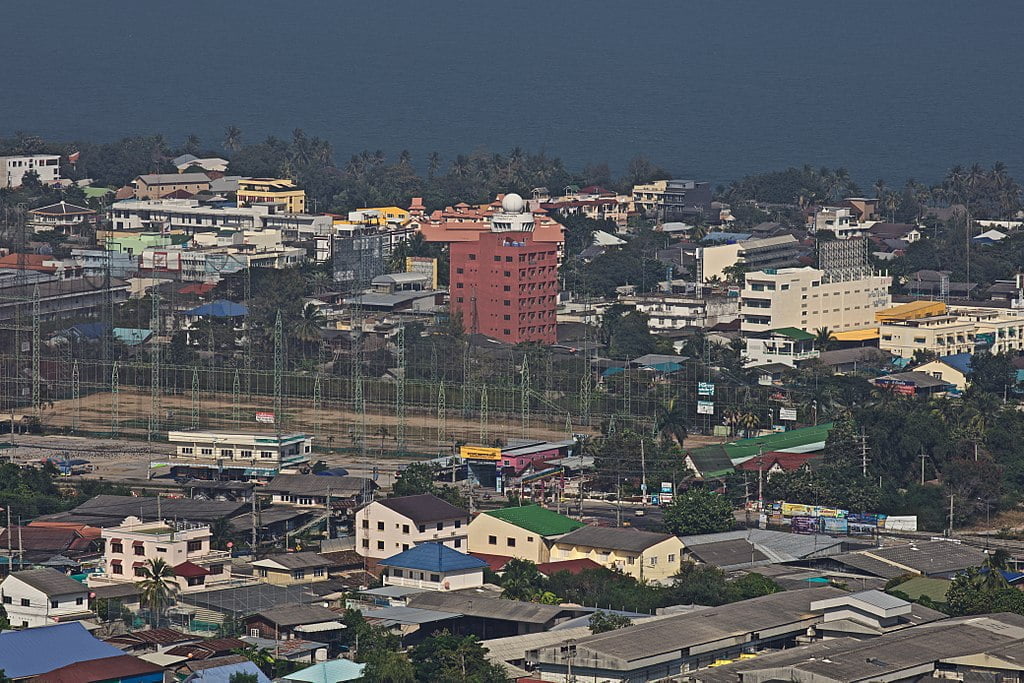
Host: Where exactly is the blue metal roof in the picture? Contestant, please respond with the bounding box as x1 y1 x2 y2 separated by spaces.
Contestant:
70 322 108 340
379 542 487 573
939 353 972 375
0 622 125 678
185 299 248 317
186 661 271 683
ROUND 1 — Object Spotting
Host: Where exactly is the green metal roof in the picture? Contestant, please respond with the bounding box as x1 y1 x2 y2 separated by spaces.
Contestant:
683 422 836 475
483 505 584 536
890 577 950 603
771 327 815 342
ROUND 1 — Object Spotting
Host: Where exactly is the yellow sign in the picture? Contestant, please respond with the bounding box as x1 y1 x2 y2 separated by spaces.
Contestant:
460 446 501 461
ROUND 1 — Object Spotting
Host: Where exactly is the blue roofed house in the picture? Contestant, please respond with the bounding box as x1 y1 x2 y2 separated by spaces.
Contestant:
185 300 248 318
913 353 972 391
379 542 487 592
0 622 135 679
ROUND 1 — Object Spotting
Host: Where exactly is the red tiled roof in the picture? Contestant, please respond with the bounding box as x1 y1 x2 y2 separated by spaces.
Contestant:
469 552 513 571
735 451 821 473
0 526 88 552
173 561 211 578
179 282 216 295
536 559 603 576
0 253 57 272
35 654 162 683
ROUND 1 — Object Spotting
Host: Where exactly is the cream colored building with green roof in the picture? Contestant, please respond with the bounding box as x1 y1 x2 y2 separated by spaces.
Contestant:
467 505 583 563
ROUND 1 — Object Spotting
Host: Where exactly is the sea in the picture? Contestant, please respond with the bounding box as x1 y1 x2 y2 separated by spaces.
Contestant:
1 0 1021 188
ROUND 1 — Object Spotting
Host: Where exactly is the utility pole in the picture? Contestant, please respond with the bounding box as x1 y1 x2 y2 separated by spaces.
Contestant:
325 487 332 540
251 490 259 558
639 438 648 507
948 494 955 537
757 444 765 506
919 451 927 486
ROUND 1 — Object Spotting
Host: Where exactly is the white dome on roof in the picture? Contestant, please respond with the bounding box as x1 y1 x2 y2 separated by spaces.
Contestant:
501 193 526 214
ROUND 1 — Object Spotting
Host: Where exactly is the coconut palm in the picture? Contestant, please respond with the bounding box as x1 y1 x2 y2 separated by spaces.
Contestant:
136 557 178 626
223 125 242 152
292 303 326 345
656 397 688 446
973 549 1011 591
873 179 887 200
427 152 441 178
738 412 761 438
813 327 836 352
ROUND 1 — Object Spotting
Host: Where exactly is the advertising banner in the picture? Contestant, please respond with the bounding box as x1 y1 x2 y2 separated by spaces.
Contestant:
255 411 275 424
791 516 818 534
698 382 715 396
460 446 502 461
820 517 849 534
779 407 797 421
696 400 714 415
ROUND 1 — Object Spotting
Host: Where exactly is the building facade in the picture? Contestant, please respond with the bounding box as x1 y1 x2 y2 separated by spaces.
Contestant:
0 569 91 629
632 179 712 219
547 527 685 582
0 155 61 188
355 494 471 569
449 193 558 343
153 431 313 481
698 235 801 282
28 201 98 235
466 505 583 564
740 266 892 334
131 173 211 199
91 516 232 593
237 178 307 213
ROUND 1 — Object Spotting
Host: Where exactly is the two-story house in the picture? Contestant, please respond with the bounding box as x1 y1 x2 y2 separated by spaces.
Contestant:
0 568 91 628
466 505 584 564
89 516 232 593
355 494 470 570
547 526 685 583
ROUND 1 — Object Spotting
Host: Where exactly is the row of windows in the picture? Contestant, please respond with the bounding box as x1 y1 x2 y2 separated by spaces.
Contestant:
363 519 463 532
181 447 275 459
487 535 534 547
388 569 442 582
364 538 463 550
3 595 84 607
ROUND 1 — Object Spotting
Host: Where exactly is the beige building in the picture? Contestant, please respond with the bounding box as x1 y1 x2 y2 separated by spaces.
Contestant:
913 359 970 391
91 516 232 593
355 494 470 569
467 505 584 564
251 552 332 586
952 307 1024 354
154 431 313 481
740 266 892 334
879 315 976 358
698 235 801 282
548 526 685 583
237 178 307 213
131 172 211 199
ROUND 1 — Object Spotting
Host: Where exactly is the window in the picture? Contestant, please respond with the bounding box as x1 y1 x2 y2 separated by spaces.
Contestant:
488 535 497 545
668 554 676 563
21 598 29 607
220 449 233 458
200 448 213 455
402 544 409 551
181 447 193 454
1 596 9 605
260 451 274 459
649 556 657 566
436 522 444 531
377 521 385 530
111 564 123 575
241 450 253 458
187 540 203 552
292 570 306 580
377 541 385 550
454 520 462 528
110 542 123 554
503 285 510 292
209 564 223 575
526 536 534 542
454 539 462 548
256 568 268 578
314 568 324 577
362 519 369 529
430 574 441 582
76 596 84 605
418 524 426 533
156 547 166 553
402 524 410 534
134 546 145 556
362 539 369 548
493 255 501 262
468 254 476 260
250 628 260 638
51 600 59 608
507 537 516 547
627 556 635 565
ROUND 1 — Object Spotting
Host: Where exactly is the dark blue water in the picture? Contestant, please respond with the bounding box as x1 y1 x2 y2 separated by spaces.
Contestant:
1 0 1021 187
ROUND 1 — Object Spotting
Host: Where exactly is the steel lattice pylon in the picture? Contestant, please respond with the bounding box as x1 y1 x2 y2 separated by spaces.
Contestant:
31 284 39 417
437 381 446 448
479 384 488 443
273 310 283 429
232 369 241 424
111 361 120 437
71 360 80 432
148 291 161 441
520 355 530 439
395 323 406 454
191 366 200 429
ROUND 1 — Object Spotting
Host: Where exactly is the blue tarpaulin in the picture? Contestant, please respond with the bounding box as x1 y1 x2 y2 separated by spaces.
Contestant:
185 299 248 317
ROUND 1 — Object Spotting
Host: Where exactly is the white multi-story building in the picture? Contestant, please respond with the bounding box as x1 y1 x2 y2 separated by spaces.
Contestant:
151 431 313 481
740 267 891 334
90 516 233 593
808 206 870 239
109 198 332 237
355 494 471 570
744 328 820 368
698 235 801 282
879 307 1024 359
0 569 91 629
619 294 739 331
0 155 61 188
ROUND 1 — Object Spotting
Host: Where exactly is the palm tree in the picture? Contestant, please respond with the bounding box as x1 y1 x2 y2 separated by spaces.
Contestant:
974 549 1010 591
873 179 887 200
883 191 901 222
814 327 836 352
427 152 441 178
293 303 326 343
398 149 412 167
183 134 201 155
738 412 761 438
223 125 242 152
136 558 178 626
656 397 688 446
722 263 746 286
305 270 331 297
689 224 709 241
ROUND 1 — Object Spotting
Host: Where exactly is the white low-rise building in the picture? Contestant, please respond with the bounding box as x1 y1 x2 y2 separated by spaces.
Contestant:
0 569 91 629
698 235 801 282
744 328 820 368
379 542 486 591
152 431 313 481
356 494 470 570
620 294 739 331
90 516 232 593
0 154 61 188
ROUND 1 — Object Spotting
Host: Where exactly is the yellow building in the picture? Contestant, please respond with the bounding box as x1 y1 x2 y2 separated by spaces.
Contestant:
548 526 685 583
913 359 969 391
467 505 583 564
251 552 332 586
875 300 946 324
237 178 306 213
357 206 411 226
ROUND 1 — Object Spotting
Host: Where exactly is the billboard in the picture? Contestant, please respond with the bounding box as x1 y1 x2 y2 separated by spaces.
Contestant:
791 517 818 534
698 382 715 397
460 446 502 461
255 411 275 424
779 407 797 421
696 400 715 415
